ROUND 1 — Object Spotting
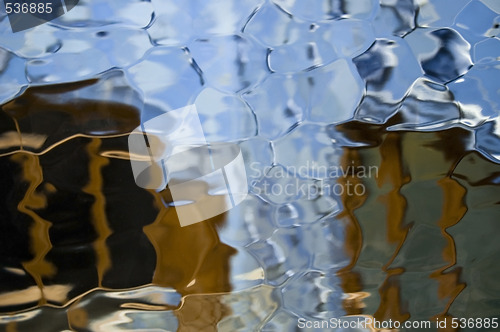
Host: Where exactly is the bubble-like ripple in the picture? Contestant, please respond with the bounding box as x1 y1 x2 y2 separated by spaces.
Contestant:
0 0 499 331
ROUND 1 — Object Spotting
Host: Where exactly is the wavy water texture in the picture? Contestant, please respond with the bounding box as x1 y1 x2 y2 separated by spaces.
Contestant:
0 0 499 331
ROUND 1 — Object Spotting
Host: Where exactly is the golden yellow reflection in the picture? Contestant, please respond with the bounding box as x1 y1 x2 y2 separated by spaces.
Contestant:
11 153 56 306
83 138 112 287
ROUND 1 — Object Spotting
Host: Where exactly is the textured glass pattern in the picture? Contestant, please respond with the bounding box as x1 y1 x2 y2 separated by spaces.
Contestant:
0 0 499 331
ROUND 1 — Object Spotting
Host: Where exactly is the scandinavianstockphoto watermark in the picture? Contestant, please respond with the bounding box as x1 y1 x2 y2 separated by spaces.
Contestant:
249 161 379 199
298 317 499 330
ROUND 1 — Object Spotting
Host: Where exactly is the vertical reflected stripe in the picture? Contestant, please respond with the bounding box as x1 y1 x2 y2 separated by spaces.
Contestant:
83 138 112 287
12 153 56 306
373 132 411 322
337 149 366 315
431 177 467 321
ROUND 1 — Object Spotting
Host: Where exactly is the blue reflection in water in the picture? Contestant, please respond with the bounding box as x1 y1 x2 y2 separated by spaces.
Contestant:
0 0 499 331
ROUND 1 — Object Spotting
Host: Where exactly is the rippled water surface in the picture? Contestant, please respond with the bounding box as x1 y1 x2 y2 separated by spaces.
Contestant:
0 0 500 331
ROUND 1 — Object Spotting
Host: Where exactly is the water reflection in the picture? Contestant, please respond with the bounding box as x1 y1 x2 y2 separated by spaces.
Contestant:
1 81 500 330
334 118 500 325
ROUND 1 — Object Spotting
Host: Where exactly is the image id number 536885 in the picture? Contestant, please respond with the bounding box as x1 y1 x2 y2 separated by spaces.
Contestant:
451 317 498 329
5 2 52 14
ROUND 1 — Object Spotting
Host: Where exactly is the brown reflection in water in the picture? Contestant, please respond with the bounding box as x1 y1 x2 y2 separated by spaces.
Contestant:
5 322 17 332
83 138 112 287
175 294 231 332
430 177 466 328
372 130 411 323
336 148 366 315
11 153 56 306
144 190 236 329
0 78 235 330
0 73 141 156
336 119 471 325
145 199 236 295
